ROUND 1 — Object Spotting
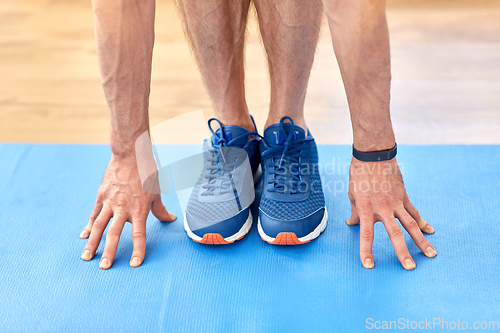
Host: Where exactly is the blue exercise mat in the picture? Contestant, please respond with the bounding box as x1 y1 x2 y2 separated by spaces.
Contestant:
1 144 499 332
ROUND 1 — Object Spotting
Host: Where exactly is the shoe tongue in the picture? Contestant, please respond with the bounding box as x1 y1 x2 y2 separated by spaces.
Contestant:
263 123 306 145
213 125 250 147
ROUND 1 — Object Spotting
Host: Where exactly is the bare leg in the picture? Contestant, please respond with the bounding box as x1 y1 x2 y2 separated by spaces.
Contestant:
176 0 254 131
253 0 323 131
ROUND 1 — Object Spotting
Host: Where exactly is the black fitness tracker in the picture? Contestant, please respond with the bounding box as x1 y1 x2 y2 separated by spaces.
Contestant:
352 143 397 162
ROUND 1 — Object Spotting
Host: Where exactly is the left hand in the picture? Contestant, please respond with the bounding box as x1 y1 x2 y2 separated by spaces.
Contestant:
346 157 436 270
79 153 176 269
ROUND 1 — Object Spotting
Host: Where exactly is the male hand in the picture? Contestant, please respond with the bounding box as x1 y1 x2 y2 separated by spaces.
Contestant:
347 157 436 270
79 154 176 269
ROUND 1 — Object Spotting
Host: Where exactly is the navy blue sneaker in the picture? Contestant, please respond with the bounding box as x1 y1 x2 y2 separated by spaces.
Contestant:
184 116 261 244
258 116 327 245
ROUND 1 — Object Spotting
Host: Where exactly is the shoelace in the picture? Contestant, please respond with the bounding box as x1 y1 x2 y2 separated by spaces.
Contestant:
261 116 312 195
201 118 260 196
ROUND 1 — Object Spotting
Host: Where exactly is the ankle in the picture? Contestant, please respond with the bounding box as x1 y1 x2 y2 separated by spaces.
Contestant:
264 116 307 134
218 114 256 132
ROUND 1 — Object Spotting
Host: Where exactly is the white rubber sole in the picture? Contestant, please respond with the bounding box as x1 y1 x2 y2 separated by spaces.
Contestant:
257 208 328 244
184 210 253 243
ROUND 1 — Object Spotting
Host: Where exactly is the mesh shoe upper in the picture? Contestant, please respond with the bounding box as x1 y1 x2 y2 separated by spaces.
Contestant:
185 117 260 237
259 117 325 237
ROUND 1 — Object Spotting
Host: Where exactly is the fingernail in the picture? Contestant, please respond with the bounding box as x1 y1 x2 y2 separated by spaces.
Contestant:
99 258 110 269
345 219 351 225
364 258 374 269
426 246 437 257
79 229 88 239
170 212 177 220
81 250 91 260
426 225 435 234
130 257 141 267
405 259 416 270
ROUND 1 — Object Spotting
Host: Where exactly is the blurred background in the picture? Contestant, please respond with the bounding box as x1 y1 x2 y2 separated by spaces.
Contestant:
1 0 499 144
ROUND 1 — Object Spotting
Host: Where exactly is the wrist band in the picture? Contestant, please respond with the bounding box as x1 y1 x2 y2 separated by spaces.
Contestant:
353 143 397 162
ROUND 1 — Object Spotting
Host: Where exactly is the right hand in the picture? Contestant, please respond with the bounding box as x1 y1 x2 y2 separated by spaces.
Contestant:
79 153 176 269
346 157 436 270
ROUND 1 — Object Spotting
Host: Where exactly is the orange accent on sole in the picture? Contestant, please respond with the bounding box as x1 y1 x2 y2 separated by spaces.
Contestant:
266 232 310 245
193 228 250 245
194 233 231 245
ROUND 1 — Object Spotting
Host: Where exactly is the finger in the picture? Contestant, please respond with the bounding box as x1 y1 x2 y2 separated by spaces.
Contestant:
130 218 147 267
80 200 103 239
404 195 435 234
151 195 176 222
359 215 375 269
80 206 112 261
396 210 437 258
346 203 360 226
99 213 127 270
382 216 416 270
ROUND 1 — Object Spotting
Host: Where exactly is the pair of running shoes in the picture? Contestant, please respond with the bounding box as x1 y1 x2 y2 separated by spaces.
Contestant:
184 115 328 245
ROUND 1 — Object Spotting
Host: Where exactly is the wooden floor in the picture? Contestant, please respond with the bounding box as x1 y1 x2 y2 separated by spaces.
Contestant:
1 0 499 144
